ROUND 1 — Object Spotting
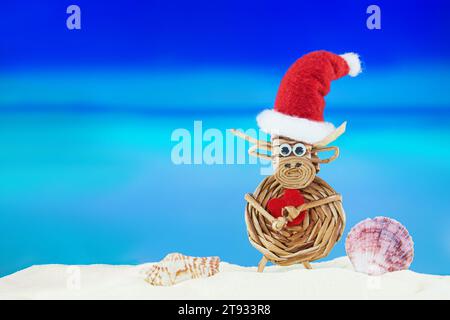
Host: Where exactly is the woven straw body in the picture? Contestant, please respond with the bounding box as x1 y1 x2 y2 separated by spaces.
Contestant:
245 175 345 266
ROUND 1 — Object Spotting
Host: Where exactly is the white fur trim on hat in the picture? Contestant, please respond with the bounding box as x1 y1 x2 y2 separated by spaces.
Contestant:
340 52 362 77
256 109 336 144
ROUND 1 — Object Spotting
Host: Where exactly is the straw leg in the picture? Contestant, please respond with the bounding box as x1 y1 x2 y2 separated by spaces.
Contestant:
303 262 312 270
257 256 268 273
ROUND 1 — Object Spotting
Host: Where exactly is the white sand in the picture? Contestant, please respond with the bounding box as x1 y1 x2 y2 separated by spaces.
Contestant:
1 257 449 300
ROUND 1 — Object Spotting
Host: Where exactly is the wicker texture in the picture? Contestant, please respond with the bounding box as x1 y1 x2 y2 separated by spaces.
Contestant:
245 175 345 266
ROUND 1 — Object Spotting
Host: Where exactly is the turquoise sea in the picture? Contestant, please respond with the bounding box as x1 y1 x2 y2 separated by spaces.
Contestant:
1 111 449 276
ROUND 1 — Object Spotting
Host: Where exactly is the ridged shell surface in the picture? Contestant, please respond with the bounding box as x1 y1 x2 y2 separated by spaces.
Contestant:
145 253 220 286
345 217 414 275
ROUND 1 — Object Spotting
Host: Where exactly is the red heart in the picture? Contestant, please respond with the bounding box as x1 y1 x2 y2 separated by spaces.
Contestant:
266 189 307 226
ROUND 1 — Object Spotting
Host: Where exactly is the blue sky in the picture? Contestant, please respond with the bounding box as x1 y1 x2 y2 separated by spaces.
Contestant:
1 1 449 112
1 1 450 69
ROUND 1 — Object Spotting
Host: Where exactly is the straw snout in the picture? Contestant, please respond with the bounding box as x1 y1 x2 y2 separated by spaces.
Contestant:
274 156 316 189
283 161 303 169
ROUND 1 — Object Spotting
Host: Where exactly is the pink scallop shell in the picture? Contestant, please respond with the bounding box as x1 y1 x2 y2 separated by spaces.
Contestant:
345 217 414 275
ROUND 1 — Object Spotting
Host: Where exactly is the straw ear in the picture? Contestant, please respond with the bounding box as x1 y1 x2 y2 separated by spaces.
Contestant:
314 121 347 147
311 146 340 164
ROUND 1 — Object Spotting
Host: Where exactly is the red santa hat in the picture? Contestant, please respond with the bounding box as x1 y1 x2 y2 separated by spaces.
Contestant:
257 50 361 144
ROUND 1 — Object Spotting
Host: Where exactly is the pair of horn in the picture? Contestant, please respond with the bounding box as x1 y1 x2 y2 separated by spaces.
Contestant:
231 121 347 161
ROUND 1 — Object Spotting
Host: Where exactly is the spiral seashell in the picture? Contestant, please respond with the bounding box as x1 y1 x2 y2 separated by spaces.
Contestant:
145 253 220 286
345 217 414 275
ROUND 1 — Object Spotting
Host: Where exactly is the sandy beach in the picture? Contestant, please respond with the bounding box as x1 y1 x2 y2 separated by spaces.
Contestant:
1 257 449 300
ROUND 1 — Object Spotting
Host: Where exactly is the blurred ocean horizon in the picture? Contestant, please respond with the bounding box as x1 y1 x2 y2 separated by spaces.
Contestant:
1 108 450 277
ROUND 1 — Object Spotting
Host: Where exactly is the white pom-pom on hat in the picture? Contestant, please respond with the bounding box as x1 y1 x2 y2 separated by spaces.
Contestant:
340 52 362 77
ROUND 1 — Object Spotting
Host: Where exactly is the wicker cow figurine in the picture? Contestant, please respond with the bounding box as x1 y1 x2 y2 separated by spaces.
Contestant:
232 50 361 272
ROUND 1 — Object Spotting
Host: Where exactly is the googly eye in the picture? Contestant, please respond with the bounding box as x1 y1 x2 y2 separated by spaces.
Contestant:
279 143 292 157
293 143 306 157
